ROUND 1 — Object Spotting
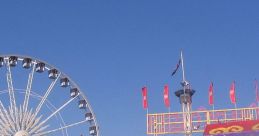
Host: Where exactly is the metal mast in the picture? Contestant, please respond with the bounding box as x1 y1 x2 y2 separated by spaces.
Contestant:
175 51 195 136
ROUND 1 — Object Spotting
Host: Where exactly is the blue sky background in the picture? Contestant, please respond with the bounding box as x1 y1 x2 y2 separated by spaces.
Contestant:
0 0 259 136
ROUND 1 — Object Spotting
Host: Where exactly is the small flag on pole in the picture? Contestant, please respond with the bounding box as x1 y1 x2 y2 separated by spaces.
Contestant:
163 85 170 108
142 87 148 109
171 59 181 76
255 80 259 102
229 81 236 104
208 82 214 105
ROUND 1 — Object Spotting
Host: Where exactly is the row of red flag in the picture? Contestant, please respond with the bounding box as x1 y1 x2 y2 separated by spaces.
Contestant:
208 81 237 105
142 85 170 109
142 80 259 109
141 85 170 109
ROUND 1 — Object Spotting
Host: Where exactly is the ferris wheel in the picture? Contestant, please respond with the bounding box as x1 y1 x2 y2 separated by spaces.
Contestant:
0 55 99 136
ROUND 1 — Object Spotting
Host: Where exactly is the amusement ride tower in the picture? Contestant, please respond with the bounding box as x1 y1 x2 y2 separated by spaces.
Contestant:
175 52 195 136
175 81 195 136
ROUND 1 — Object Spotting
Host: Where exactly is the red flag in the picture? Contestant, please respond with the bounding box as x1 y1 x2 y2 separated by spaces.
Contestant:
208 82 214 105
142 87 148 109
255 80 259 102
229 81 236 104
163 85 170 107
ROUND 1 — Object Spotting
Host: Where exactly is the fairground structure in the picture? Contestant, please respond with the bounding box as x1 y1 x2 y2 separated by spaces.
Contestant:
144 52 259 136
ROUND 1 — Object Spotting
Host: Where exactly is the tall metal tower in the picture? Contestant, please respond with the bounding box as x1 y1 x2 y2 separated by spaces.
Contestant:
175 51 195 136
175 81 195 136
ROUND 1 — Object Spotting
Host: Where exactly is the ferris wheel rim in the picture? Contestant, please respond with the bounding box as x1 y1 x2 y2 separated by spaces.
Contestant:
0 54 100 136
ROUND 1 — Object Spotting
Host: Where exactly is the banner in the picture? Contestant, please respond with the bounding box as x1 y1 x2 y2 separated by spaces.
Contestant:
163 85 170 108
142 87 148 109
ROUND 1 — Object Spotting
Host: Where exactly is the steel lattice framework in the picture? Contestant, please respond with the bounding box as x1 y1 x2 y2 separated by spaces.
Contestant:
147 107 259 135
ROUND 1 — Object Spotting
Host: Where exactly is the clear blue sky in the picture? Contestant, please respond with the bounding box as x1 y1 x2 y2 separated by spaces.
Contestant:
0 0 259 136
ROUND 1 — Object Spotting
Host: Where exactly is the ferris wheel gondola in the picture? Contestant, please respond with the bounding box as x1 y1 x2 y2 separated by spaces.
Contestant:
0 55 99 136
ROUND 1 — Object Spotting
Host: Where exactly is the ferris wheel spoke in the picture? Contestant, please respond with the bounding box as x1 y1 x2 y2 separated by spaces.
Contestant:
29 94 80 134
0 114 13 134
22 62 36 130
0 55 99 135
0 119 5 127
23 62 36 113
9 106 19 131
0 127 11 136
14 106 20 130
34 73 61 115
5 60 17 118
28 115 42 131
0 108 9 127
7 107 16 131
34 125 49 134
0 101 15 132
21 106 27 130
18 105 23 130
33 119 88 136
27 73 61 130
24 109 33 129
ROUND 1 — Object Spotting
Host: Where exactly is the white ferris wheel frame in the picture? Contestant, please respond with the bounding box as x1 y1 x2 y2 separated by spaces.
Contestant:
0 54 99 136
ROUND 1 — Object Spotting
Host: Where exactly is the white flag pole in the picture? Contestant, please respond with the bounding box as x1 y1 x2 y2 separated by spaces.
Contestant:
180 51 186 84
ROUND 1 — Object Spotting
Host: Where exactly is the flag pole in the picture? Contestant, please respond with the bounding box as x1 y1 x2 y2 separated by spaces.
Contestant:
255 79 259 107
142 85 149 136
255 79 259 120
180 51 186 84
212 84 215 120
231 81 238 120
212 104 215 120
167 106 171 134
146 108 149 136
210 82 215 120
234 103 238 120
235 81 238 120
180 50 187 106
167 84 171 134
